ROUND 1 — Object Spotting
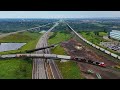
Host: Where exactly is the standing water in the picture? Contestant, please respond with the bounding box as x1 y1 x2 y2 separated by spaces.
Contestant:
0 43 26 52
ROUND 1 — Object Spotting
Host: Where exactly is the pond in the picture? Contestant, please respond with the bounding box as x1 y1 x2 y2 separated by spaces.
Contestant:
0 43 26 52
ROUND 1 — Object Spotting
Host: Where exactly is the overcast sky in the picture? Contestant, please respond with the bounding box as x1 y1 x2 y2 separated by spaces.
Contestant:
0 11 120 18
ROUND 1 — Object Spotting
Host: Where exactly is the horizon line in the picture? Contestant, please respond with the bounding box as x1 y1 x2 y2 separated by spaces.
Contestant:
0 17 120 19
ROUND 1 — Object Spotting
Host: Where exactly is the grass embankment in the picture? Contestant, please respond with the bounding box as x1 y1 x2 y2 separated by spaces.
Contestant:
0 31 41 79
48 32 83 79
80 31 108 45
80 31 120 56
78 31 119 63
0 31 40 55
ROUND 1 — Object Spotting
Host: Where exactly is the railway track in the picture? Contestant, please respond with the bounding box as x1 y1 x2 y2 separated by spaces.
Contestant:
44 41 62 79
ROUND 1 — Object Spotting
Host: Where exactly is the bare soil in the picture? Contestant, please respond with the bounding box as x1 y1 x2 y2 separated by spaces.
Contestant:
61 38 120 79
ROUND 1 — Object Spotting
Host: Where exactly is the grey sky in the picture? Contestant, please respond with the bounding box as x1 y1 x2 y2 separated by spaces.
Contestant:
0 11 120 18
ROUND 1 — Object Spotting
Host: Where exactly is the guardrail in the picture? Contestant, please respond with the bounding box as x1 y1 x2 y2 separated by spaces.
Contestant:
0 54 71 60
0 54 106 67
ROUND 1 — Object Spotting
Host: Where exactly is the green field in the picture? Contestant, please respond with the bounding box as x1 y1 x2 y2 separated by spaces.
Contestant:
76 32 119 63
0 31 41 55
48 32 72 45
98 32 108 37
48 32 83 79
80 31 108 45
80 31 120 56
0 58 32 79
0 31 41 79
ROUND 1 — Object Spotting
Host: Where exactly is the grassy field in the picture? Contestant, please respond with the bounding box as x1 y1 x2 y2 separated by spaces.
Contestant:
99 32 108 37
48 32 72 45
80 31 120 56
80 31 108 45
75 33 120 63
48 32 83 79
0 31 41 55
0 58 32 79
0 31 41 79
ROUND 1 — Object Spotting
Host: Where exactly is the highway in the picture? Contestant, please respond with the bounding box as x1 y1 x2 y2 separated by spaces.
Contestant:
0 30 26 38
1 20 120 79
0 23 51 39
32 22 62 79
27 23 52 31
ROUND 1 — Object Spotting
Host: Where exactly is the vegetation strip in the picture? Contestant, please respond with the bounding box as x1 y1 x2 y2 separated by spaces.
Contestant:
48 31 83 79
0 31 41 79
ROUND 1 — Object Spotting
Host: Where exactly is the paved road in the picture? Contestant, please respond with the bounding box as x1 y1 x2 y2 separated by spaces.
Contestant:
43 40 62 79
0 30 26 38
0 23 51 39
32 34 47 79
32 22 62 79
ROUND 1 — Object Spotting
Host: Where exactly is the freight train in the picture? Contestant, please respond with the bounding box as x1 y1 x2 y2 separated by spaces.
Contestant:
0 53 106 67
72 57 106 67
66 22 120 60
79 34 120 60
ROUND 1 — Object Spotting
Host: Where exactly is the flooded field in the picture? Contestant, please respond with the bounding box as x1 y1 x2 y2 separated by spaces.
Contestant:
0 43 26 52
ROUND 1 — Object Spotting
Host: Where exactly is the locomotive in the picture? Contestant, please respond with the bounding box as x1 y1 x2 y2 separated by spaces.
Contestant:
73 57 106 67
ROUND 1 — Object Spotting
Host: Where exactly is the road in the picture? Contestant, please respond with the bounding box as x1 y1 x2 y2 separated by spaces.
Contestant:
0 23 51 39
0 30 26 38
32 22 62 79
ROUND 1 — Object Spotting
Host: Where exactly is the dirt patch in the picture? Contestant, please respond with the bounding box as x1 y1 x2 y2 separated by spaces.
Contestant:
61 38 120 79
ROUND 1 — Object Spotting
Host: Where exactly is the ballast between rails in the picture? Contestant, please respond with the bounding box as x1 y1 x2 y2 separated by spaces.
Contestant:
65 21 120 60
82 38 120 60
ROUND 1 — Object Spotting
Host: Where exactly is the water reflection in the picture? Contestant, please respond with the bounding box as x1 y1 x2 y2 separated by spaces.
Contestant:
0 43 26 52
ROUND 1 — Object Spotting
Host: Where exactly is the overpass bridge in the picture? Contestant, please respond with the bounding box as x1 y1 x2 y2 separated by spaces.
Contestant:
0 21 61 79
1 20 117 79
0 53 106 68
32 21 62 79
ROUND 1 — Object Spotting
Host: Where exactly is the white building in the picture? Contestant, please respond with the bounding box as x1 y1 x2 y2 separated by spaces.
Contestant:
39 30 46 33
109 30 120 40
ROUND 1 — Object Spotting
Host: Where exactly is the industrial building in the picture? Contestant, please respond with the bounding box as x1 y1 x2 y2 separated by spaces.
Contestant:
109 30 120 40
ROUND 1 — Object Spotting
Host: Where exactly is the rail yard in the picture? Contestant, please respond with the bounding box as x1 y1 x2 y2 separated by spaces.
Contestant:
61 39 120 79
0 16 120 79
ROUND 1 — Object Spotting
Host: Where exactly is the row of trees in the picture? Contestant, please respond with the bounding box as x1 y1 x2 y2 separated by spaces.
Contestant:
0 19 57 33
66 19 120 32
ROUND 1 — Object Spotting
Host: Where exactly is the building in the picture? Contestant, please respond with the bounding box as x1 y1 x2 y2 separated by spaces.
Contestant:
39 30 46 33
109 30 120 40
